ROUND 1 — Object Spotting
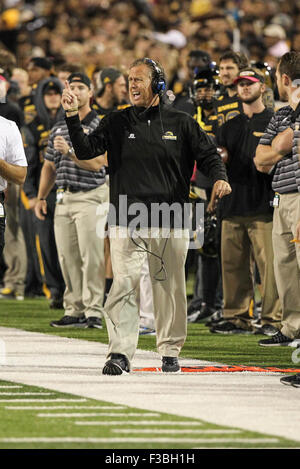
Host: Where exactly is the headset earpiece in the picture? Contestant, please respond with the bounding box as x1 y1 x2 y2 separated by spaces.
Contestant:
145 58 166 96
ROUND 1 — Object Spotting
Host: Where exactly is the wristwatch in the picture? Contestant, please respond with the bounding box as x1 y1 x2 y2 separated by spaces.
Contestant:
66 148 74 158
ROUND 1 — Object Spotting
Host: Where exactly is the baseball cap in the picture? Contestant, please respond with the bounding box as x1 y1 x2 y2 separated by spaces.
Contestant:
67 72 91 88
234 69 265 85
42 80 62 94
99 68 121 86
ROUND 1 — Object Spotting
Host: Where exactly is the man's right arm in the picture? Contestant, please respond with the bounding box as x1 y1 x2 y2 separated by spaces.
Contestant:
34 160 56 220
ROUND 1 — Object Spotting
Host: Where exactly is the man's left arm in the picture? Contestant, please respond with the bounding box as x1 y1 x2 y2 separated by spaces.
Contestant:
188 119 231 204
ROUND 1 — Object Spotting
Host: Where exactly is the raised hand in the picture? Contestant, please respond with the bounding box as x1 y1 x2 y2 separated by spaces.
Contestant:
61 80 78 111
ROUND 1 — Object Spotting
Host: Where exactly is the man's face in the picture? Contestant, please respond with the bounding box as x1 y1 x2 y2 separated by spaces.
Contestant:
237 79 264 103
27 62 50 86
69 81 92 108
128 64 154 107
219 59 239 87
195 85 214 105
112 75 127 104
275 66 288 102
44 90 61 111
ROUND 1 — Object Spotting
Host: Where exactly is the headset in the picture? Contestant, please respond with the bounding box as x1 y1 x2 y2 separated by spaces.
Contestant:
145 58 166 97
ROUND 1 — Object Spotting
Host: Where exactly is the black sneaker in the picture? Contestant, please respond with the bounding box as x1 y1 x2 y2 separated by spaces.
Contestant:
161 356 180 373
259 331 292 347
102 353 130 375
188 305 215 323
280 373 300 388
254 324 279 336
86 317 103 329
50 315 87 328
205 310 224 327
210 321 252 335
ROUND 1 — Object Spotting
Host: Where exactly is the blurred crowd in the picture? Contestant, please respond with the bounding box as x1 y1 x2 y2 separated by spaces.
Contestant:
0 0 299 91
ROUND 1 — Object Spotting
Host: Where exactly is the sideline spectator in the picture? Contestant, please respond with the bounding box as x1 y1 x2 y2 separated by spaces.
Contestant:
254 52 300 347
23 77 65 309
35 73 109 329
211 68 281 335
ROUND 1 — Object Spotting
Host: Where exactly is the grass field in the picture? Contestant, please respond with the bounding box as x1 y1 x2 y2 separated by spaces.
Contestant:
0 297 298 369
0 297 299 450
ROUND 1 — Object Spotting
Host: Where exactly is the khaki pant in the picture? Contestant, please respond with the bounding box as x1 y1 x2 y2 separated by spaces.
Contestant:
54 185 109 318
272 193 300 339
104 227 189 364
3 184 27 296
222 214 281 330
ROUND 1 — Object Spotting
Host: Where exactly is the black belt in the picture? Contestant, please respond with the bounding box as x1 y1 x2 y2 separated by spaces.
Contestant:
62 185 93 193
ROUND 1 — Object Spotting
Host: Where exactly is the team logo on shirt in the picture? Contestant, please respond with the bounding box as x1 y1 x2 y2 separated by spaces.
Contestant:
162 131 177 141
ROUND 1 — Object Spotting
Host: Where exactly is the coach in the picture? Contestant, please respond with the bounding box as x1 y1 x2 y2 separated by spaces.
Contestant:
62 58 231 375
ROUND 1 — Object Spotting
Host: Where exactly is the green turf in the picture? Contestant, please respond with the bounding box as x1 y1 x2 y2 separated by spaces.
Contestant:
0 379 298 449
0 298 298 369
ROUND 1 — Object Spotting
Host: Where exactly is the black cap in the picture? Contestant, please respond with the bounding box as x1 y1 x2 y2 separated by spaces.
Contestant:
99 68 121 86
68 72 91 88
42 80 62 95
30 57 53 70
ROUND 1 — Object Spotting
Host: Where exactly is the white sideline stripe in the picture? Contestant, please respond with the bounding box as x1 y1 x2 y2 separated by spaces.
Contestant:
113 429 242 434
38 412 160 418
0 386 23 389
0 437 280 444
0 392 55 396
6 406 126 410
0 399 87 403
75 420 204 426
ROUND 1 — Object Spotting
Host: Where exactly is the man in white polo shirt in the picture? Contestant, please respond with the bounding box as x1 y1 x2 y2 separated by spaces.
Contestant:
0 116 27 255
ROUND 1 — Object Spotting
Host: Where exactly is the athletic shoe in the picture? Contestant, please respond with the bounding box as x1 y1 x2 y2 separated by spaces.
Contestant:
50 315 87 328
161 356 180 373
254 324 279 336
139 326 156 336
188 305 215 323
259 331 292 347
205 309 224 327
102 353 130 375
0 288 15 299
86 317 103 329
15 293 24 301
210 321 253 335
280 373 300 388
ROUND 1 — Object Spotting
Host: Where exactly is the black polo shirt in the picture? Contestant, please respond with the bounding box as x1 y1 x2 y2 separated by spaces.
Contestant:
217 108 274 219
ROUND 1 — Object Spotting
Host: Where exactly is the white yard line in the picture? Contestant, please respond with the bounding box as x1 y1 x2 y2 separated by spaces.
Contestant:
0 437 280 444
37 412 160 418
0 392 55 396
0 326 300 442
0 399 87 402
0 386 23 389
75 420 204 426
6 405 125 410
113 429 242 434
